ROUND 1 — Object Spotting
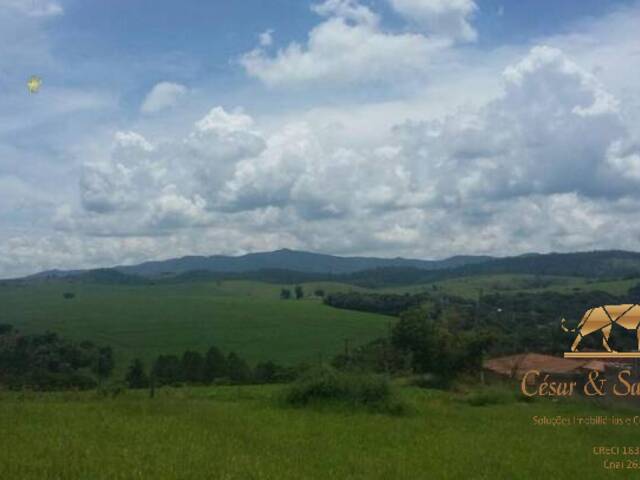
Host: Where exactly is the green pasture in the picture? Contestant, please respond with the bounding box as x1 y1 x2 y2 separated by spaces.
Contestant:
0 385 635 479
0 281 391 374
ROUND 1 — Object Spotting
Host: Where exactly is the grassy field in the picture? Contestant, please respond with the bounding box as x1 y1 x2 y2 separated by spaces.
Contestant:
1 274 637 376
0 281 391 375
0 384 636 479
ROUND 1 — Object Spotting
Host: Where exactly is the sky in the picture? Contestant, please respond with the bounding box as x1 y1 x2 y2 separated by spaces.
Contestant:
1 0 640 278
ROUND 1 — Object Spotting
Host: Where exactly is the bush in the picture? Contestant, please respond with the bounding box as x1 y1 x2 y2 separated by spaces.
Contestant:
96 381 127 398
409 373 452 390
463 387 518 407
284 366 407 415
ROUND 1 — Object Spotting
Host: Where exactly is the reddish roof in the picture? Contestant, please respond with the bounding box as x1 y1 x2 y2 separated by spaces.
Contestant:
483 353 606 378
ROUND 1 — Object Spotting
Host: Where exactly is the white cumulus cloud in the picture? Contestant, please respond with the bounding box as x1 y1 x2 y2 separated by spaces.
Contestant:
141 82 188 114
240 0 447 87
388 0 478 43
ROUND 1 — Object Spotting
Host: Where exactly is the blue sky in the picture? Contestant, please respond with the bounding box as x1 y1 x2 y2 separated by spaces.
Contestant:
1 0 640 277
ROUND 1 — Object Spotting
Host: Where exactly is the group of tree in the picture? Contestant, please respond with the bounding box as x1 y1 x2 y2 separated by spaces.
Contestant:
325 281 640 363
324 291 427 316
0 324 114 390
331 305 492 385
126 347 294 389
280 285 305 300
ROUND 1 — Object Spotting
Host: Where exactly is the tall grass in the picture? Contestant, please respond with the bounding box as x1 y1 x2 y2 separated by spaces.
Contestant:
1 385 638 479
285 366 408 415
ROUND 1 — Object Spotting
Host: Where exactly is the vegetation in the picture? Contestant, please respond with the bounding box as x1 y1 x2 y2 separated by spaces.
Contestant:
284 366 406 415
5 255 640 477
0 281 392 376
0 385 636 479
7 250 640 477
125 358 149 389
324 291 426 316
280 288 291 299
0 325 111 390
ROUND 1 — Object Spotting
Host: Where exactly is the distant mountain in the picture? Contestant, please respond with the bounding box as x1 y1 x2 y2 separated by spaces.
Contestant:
451 250 640 278
114 249 494 277
16 249 640 287
27 268 84 280
74 269 151 285
343 250 640 287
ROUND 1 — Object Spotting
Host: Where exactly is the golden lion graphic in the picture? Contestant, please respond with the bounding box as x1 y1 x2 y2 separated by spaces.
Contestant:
562 304 640 353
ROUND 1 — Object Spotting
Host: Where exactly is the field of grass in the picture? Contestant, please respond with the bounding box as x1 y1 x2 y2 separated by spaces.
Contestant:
0 281 391 375
2 274 638 378
0 384 636 479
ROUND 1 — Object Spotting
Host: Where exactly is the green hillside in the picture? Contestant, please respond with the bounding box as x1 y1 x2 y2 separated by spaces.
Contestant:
0 281 391 374
3 274 638 377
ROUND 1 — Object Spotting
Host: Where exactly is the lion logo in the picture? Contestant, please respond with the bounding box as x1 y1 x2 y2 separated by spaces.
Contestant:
561 304 640 353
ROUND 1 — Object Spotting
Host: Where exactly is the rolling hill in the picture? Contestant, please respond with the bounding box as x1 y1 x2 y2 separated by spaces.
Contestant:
0 280 392 374
21 250 640 289
27 249 493 280
342 250 640 287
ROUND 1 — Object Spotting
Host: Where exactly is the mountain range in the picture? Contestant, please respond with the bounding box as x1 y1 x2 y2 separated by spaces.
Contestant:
20 249 640 285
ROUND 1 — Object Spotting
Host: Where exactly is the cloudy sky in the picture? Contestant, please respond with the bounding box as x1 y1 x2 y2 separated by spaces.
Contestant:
1 0 640 278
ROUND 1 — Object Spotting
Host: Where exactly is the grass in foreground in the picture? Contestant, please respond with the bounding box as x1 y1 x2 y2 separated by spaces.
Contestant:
0 384 637 479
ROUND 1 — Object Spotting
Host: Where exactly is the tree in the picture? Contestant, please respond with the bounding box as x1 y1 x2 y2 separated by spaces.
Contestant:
331 338 404 374
0 324 13 335
280 288 291 300
0 328 102 391
391 308 436 372
254 361 278 383
125 358 149 389
92 346 115 383
295 285 304 299
314 289 325 298
203 346 227 383
62 292 76 300
181 350 204 383
152 354 182 386
226 352 252 383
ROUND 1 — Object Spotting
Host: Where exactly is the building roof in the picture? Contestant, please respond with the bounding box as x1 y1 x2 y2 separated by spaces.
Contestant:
483 353 607 378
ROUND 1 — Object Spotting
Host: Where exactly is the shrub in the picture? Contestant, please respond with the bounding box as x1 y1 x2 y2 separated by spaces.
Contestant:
284 366 407 415
409 373 452 390
97 381 127 398
463 387 517 407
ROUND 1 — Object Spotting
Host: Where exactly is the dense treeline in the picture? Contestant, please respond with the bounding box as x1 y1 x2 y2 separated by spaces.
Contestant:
328 282 640 383
0 325 113 390
330 304 491 386
0 323 295 391
324 291 428 316
125 348 296 389
477 288 640 354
